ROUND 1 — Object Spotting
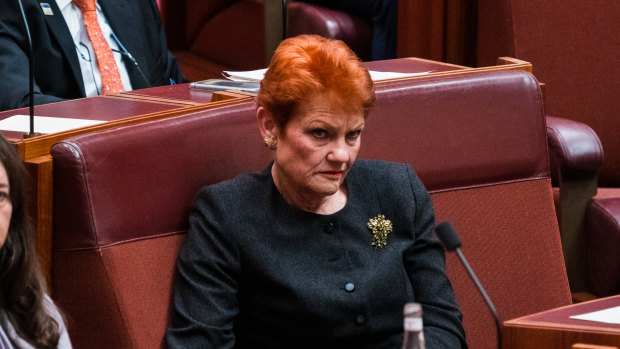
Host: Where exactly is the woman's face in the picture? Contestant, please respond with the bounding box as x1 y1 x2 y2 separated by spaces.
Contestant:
0 162 12 249
272 94 365 202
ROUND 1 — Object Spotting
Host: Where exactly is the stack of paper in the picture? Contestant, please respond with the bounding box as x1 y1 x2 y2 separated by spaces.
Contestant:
223 69 431 83
0 115 104 134
570 306 620 324
223 69 268 82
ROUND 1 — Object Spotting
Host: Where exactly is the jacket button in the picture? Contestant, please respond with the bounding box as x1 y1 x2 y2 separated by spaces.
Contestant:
355 314 365 325
345 283 355 292
324 221 336 234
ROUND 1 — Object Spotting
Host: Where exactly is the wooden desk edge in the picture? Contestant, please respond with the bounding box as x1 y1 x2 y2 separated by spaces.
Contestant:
375 57 532 85
504 295 620 335
108 93 203 106
504 320 620 336
12 95 253 160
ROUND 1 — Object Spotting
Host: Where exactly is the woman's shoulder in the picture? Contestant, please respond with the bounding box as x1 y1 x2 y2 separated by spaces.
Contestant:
206 171 268 192
351 159 426 201
194 166 272 208
1 296 72 349
353 159 414 179
44 295 72 349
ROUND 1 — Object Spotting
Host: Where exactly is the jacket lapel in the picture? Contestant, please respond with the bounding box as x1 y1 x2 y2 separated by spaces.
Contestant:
99 0 145 88
40 0 85 96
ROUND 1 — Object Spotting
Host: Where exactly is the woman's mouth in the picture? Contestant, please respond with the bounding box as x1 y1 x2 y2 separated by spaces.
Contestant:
320 171 343 178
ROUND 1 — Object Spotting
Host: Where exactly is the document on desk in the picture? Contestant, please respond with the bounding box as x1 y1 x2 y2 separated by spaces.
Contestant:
0 115 105 134
570 305 620 324
223 69 432 82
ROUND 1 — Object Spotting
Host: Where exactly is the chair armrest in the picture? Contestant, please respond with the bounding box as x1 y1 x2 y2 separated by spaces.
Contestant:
546 115 604 173
546 116 605 292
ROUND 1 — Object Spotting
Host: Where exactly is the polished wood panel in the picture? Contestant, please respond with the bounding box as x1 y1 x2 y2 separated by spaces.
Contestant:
397 0 476 66
572 344 619 349
503 296 620 349
397 0 445 61
24 156 53 285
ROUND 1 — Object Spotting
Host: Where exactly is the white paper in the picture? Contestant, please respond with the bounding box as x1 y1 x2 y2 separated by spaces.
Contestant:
0 115 105 134
369 70 432 81
223 69 431 83
223 68 267 82
569 305 620 324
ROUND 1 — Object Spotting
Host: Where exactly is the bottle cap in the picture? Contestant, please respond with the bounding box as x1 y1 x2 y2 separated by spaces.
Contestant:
403 302 422 316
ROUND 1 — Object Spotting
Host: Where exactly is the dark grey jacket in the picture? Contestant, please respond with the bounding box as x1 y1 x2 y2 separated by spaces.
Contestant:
167 159 467 348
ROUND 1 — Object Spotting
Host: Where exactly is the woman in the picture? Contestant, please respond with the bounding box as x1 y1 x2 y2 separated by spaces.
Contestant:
167 35 466 348
0 137 71 348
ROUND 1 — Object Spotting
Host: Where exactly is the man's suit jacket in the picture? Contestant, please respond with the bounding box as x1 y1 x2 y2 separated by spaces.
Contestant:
167 159 467 348
0 0 186 111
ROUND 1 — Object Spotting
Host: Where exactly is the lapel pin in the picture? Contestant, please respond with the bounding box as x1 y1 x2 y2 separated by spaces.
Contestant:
40 3 54 15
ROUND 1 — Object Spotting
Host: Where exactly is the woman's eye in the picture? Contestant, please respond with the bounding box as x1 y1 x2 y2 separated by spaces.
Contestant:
347 130 362 139
311 129 327 138
0 192 9 203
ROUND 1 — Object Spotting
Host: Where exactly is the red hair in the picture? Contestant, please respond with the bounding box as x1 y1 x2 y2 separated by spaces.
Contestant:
257 35 375 127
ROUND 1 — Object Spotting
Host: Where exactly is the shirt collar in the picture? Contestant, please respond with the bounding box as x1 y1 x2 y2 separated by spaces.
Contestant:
55 0 101 12
55 0 73 11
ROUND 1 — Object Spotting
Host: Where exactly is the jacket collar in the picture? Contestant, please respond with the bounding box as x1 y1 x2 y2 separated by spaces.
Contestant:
43 0 85 95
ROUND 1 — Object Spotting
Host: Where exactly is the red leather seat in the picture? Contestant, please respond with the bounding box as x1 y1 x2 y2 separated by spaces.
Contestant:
286 2 372 61
586 196 620 297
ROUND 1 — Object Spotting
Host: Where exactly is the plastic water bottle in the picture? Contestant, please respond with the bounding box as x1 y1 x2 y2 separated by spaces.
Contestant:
402 303 426 349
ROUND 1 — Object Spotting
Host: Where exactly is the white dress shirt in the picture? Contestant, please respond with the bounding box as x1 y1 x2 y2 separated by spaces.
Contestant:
56 0 133 96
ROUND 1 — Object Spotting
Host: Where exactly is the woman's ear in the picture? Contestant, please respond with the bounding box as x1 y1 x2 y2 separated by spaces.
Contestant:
256 106 279 138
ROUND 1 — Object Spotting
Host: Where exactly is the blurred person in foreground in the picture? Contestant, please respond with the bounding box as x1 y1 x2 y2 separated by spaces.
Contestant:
166 34 466 348
0 137 72 348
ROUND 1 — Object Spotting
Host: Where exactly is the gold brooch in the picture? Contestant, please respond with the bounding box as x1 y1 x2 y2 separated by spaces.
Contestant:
367 214 392 249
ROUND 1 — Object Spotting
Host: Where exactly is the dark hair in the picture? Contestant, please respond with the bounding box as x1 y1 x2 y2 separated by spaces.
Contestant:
257 34 375 128
0 136 61 348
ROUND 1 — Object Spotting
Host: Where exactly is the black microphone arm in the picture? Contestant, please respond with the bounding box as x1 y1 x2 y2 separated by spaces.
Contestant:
435 221 502 349
17 0 37 138
282 0 287 40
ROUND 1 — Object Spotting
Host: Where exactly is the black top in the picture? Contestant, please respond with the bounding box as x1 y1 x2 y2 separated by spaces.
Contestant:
167 159 467 348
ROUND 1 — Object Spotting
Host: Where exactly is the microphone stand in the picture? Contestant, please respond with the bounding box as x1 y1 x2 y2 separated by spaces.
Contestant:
18 0 40 139
436 221 502 349
282 0 287 40
454 247 502 349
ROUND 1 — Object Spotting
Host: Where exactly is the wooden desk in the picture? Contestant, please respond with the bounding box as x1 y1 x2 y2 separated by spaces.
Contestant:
366 57 532 84
503 295 620 349
0 84 252 282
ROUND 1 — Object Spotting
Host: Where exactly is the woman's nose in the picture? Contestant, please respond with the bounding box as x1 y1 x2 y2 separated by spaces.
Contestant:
327 140 350 162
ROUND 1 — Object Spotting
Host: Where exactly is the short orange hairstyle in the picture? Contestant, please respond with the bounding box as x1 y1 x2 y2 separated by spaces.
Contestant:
257 35 375 127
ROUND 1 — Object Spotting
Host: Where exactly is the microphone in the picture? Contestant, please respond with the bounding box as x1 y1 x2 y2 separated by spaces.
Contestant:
435 221 502 349
17 0 39 138
109 33 150 88
282 0 287 39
